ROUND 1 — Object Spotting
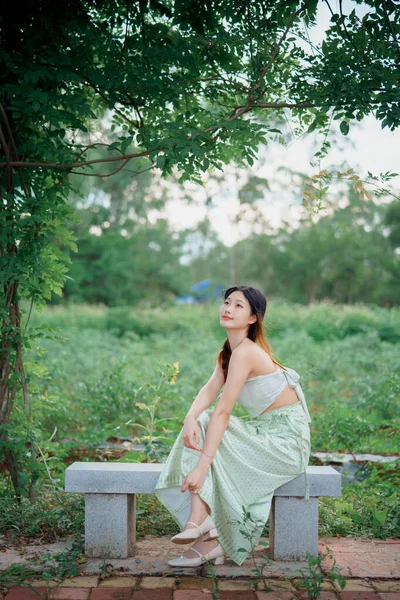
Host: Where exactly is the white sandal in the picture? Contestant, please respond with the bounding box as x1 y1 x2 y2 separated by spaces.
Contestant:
167 542 225 567
170 514 218 544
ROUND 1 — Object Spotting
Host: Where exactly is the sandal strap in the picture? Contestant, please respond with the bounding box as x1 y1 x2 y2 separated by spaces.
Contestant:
186 520 201 533
188 547 203 558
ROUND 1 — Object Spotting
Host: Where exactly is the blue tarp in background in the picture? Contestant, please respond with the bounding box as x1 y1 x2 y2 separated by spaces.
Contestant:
175 279 225 304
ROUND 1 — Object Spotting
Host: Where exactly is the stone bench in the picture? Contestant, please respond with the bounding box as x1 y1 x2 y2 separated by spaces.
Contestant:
65 463 341 561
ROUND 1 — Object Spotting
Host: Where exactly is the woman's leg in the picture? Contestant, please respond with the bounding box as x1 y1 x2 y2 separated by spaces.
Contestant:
179 492 219 558
184 491 211 529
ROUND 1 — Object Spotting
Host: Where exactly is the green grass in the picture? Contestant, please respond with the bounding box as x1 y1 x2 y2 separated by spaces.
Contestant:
1 298 399 544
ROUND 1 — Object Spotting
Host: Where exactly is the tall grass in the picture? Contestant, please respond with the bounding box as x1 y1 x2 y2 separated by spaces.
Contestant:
1 299 398 542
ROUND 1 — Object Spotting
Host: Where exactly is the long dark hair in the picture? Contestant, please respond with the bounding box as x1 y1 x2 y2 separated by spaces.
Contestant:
217 285 286 381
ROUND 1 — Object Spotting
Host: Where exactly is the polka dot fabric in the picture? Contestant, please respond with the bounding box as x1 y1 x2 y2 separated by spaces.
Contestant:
154 377 311 566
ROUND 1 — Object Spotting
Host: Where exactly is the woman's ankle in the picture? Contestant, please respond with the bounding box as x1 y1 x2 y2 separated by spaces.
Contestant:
192 537 219 552
186 512 209 527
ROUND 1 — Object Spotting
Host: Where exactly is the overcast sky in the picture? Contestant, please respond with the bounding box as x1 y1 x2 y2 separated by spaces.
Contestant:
148 1 400 247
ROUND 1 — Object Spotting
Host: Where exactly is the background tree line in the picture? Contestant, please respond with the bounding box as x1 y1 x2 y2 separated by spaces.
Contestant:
60 159 399 307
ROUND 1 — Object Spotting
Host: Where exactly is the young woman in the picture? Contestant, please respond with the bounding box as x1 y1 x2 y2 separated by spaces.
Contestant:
154 285 312 567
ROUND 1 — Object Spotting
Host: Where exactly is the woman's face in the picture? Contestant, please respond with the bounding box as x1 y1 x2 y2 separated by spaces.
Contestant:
220 291 256 330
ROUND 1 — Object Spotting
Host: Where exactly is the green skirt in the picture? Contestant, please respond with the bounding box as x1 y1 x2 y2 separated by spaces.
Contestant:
154 402 311 566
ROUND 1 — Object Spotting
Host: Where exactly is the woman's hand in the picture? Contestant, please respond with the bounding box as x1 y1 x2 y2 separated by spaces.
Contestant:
181 465 208 494
182 415 202 451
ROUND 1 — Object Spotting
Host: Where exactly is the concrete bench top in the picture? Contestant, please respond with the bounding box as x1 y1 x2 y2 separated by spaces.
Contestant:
65 463 341 497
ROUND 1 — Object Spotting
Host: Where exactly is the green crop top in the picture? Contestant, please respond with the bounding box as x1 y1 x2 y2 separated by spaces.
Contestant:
236 366 312 421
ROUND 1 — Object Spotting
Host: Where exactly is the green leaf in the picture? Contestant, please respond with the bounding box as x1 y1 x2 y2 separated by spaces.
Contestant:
340 121 349 135
349 511 363 524
120 135 134 154
373 510 388 524
307 120 318 133
157 155 166 168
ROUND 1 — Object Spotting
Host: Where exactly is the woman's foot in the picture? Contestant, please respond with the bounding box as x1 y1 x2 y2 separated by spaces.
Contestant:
180 533 220 558
183 509 209 531
167 538 224 567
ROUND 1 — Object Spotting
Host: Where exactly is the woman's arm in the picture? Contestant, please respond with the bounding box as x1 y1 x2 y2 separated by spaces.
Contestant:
185 359 225 420
188 347 253 472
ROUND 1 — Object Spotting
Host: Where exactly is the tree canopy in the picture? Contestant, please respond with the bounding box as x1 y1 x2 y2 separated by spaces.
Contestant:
1 0 399 184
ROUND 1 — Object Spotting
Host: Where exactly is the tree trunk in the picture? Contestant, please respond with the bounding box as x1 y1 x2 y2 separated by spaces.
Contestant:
0 105 38 500
308 279 318 304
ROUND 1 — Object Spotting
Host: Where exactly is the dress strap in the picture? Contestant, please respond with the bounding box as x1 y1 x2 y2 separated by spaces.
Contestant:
282 368 312 423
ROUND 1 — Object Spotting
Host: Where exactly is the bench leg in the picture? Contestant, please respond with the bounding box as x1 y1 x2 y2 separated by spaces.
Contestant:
269 496 318 561
84 493 136 558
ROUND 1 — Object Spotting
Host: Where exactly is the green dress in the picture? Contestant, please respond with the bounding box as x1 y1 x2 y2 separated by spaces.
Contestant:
154 366 311 566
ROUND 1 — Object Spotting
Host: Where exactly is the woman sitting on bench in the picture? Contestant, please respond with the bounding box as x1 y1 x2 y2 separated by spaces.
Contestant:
155 285 312 567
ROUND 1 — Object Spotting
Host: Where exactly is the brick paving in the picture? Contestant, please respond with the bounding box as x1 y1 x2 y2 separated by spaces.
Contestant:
3 580 400 599
1 537 399 599
319 539 400 579
2 588 400 598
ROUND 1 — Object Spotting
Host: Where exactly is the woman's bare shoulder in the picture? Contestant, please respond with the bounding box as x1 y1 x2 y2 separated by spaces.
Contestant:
232 338 259 359
234 339 276 370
